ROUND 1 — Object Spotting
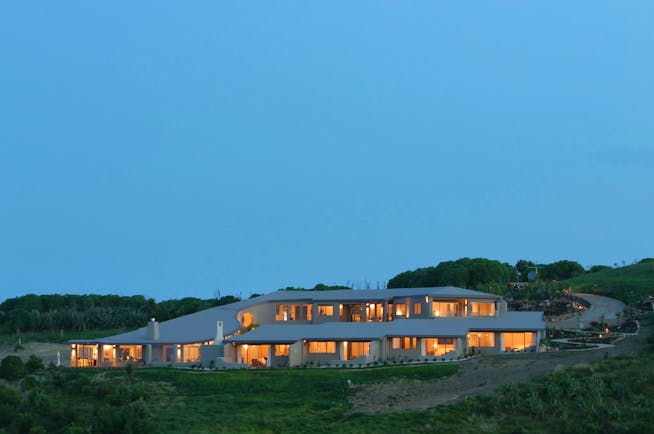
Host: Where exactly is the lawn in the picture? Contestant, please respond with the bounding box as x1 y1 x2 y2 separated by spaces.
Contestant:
559 261 654 304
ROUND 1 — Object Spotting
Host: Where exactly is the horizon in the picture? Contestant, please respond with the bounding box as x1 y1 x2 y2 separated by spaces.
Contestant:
1 2 652 302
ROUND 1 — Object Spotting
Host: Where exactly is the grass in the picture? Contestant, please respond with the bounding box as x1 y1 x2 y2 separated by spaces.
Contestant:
0 328 135 344
559 261 654 304
134 363 458 433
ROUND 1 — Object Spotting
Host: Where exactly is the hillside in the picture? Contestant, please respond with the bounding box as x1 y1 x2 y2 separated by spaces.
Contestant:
560 261 654 304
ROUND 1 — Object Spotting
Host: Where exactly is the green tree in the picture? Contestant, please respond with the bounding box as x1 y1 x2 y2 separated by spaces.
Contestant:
0 355 26 381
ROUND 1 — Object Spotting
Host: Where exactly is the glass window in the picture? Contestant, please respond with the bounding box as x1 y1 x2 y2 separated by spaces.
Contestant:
182 344 201 363
392 337 417 349
318 305 334 316
303 304 313 321
470 302 496 316
395 303 407 317
502 332 536 351
308 341 336 353
274 344 290 356
275 304 288 321
289 304 301 320
413 302 422 315
467 332 495 347
348 342 370 359
424 338 456 356
432 301 461 317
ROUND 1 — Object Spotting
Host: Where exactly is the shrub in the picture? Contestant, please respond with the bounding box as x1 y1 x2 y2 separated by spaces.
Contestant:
26 355 45 374
0 355 27 381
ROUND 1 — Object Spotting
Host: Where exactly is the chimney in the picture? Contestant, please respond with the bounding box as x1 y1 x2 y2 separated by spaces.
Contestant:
215 321 224 345
146 318 159 341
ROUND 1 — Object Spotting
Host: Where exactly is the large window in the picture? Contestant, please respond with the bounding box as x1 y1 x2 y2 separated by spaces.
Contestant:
275 304 288 321
318 305 334 316
289 304 301 320
392 337 417 349
395 303 407 317
274 344 290 356
182 344 201 363
424 338 456 356
308 341 336 353
502 332 536 351
303 304 313 321
347 342 370 359
241 344 270 366
467 332 495 348
432 301 461 317
470 302 496 317
366 303 384 322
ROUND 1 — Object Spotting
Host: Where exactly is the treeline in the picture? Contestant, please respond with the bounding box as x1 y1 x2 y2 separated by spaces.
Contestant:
0 294 242 334
388 257 625 290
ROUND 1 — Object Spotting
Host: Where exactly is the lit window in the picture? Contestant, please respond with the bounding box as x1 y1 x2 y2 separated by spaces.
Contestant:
424 338 456 356
395 303 407 316
502 332 536 351
470 302 496 316
413 302 422 315
274 344 290 356
467 332 495 347
303 304 313 321
318 305 334 316
275 305 288 321
308 341 336 353
392 337 417 349
432 301 461 317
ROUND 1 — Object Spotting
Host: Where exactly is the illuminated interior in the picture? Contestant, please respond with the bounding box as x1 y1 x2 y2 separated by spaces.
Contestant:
274 344 290 356
366 303 384 322
467 332 495 347
413 302 422 315
470 302 496 316
275 304 288 321
308 341 336 353
395 303 407 317
182 344 201 363
392 337 417 349
242 312 253 327
117 345 142 363
345 341 370 359
502 332 536 351
72 344 98 367
423 338 456 356
303 304 312 321
432 301 462 317
317 305 334 316
240 344 270 367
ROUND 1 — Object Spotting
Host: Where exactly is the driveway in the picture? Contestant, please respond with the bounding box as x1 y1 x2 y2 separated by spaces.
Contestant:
548 293 626 329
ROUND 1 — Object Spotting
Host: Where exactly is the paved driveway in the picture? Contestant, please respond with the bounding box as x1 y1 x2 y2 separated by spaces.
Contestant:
548 293 626 329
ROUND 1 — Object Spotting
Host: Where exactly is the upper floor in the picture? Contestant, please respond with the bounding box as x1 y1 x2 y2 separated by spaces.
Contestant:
237 287 507 329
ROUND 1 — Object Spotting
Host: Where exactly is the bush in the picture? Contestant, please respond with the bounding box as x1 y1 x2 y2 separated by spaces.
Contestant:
26 355 45 373
0 355 27 381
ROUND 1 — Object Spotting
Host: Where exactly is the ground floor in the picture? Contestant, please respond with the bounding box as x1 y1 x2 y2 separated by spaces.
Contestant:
70 330 543 368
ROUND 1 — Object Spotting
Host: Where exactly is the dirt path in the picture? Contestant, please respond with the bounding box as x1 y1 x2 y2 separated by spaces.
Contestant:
0 342 70 366
349 326 649 414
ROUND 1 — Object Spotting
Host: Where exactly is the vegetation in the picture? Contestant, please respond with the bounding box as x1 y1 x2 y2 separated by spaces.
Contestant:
279 283 352 291
388 258 516 290
558 260 654 304
0 294 243 335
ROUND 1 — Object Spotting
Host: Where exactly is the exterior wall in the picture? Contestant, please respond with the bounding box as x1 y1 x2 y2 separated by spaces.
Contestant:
200 344 225 367
386 338 422 361
303 342 340 365
289 341 303 367
270 354 289 367
312 303 340 324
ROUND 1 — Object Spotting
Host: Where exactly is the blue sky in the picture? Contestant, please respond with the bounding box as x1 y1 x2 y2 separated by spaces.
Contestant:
1 2 652 301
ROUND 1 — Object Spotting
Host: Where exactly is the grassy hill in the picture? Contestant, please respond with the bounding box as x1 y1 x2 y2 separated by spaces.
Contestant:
559 261 654 304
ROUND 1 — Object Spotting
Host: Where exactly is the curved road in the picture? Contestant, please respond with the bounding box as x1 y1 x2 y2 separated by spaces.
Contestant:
548 293 626 329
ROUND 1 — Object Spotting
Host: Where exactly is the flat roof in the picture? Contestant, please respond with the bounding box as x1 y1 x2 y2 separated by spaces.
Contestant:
226 312 545 344
68 287 511 345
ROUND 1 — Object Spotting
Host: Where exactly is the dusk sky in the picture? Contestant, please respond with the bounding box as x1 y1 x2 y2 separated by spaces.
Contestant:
1 2 652 301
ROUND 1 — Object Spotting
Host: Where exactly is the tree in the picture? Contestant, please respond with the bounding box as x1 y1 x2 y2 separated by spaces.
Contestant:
0 355 26 381
540 260 585 281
